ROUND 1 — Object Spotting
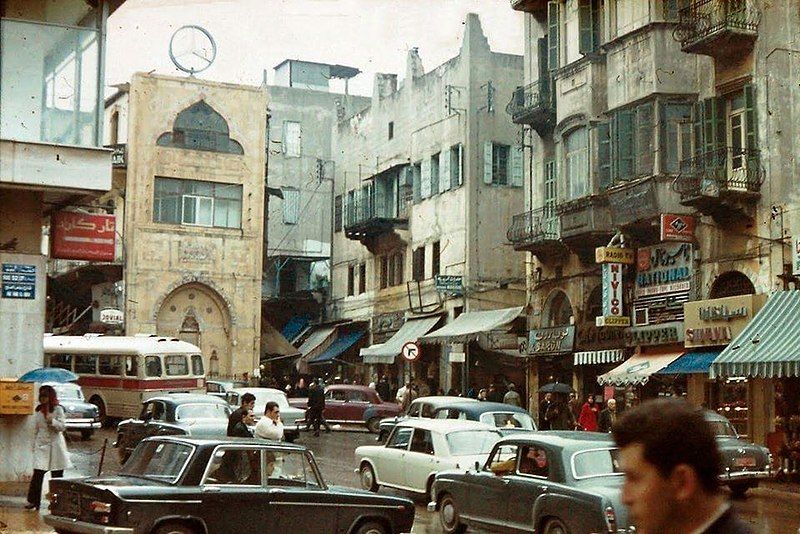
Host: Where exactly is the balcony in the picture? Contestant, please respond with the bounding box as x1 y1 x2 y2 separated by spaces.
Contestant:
557 196 614 263
509 0 547 18
674 0 760 58
506 80 555 135
674 147 763 220
607 176 687 242
507 206 568 263
343 187 408 246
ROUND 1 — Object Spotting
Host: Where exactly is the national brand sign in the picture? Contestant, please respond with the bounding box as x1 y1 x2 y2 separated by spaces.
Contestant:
51 211 116 262
660 214 695 242
635 243 693 298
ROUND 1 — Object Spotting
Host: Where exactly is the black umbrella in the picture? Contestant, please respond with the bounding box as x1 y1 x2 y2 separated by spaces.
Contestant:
539 382 575 394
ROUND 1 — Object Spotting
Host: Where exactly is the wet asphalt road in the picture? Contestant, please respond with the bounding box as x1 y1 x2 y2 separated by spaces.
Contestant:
56 427 800 533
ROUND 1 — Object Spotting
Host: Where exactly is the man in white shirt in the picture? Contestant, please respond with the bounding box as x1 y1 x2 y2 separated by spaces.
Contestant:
255 401 284 441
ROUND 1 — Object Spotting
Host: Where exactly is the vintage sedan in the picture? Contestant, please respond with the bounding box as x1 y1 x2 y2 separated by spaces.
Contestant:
114 394 231 463
46 382 101 440
289 385 403 434
428 432 633 534
376 396 477 441
45 436 416 534
227 387 304 441
433 401 537 433
205 379 247 399
705 410 772 497
357 419 502 500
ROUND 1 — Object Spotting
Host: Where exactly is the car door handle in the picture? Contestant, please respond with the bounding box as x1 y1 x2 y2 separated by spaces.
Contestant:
538 485 548 492
202 486 221 493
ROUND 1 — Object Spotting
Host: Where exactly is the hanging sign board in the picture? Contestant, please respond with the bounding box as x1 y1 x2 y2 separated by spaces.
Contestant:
597 263 630 327
595 247 635 265
660 214 696 242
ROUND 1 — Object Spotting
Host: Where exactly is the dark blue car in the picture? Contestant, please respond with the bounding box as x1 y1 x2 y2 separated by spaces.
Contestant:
433 401 537 433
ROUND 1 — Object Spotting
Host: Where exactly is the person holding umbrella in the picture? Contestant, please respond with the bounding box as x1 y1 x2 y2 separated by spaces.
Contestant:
25 385 71 510
540 382 577 431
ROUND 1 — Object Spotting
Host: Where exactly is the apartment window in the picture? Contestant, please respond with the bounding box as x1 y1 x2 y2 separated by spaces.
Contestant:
543 160 557 223
282 187 300 225
109 111 119 145
483 143 523 187
347 266 355 296
662 103 693 174
579 0 603 55
565 128 589 199
610 102 654 182
388 121 394 140
492 144 509 185
412 162 422 203
431 241 441 277
449 144 463 189
430 153 440 195
547 1 560 71
380 251 405 289
412 247 426 282
154 177 242 229
380 256 389 289
358 263 367 294
334 194 343 232
283 121 301 157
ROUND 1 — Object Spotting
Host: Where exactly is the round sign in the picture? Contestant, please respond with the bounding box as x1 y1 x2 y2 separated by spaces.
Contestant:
401 341 420 361
169 25 217 75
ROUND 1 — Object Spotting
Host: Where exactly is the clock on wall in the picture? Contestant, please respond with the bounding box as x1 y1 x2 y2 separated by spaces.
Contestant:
169 25 217 75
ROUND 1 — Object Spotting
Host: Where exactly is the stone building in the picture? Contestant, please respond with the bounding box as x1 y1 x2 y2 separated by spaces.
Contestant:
510 0 800 446
325 14 526 394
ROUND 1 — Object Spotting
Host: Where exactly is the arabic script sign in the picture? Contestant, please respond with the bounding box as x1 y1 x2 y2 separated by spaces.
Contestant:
1 263 36 299
51 211 116 261
527 326 576 355
635 243 693 298
683 294 766 348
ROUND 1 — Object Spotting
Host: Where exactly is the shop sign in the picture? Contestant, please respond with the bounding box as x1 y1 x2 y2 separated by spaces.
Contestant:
635 243 693 298
51 211 116 262
794 236 800 276
527 325 576 355
577 322 626 351
481 331 520 351
625 322 684 347
660 214 695 242
595 247 635 264
597 263 629 327
449 343 465 363
99 308 124 325
434 275 463 294
1 263 36 300
684 294 766 348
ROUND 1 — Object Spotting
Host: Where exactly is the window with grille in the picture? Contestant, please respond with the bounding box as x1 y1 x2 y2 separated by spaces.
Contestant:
154 177 242 229
282 187 300 225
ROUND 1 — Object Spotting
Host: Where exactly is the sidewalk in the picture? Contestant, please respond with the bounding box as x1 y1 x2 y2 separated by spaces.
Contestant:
0 464 84 534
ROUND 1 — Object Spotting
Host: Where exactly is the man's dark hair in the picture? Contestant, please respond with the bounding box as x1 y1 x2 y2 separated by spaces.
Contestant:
264 401 279 415
612 398 720 493
241 393 256 405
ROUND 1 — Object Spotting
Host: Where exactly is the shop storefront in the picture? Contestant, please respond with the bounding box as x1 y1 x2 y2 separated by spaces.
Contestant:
573 322 626 400
526 324 576 417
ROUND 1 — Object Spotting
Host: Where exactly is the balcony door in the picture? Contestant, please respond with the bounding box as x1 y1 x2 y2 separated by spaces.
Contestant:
727 93 747 190
543 160 557 237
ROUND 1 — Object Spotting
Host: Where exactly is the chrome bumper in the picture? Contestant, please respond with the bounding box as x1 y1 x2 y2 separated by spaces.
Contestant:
43 514 134 534
721 469 771 481
66 419 102 430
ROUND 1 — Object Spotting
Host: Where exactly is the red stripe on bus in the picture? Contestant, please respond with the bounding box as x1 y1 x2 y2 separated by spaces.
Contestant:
78 376 203 390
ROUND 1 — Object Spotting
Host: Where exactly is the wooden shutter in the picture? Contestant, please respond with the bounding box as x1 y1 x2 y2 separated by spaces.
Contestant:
597 122 612 190
635 102 654 176
421 157 432 198
412 164 421 202
616 108 635 180
457 144 464 186
743 84 757 151
692 100 704 157
334 194 343 232
547 1 560 72
483 141 494 184
579 0 593 54
511 145 524 187
439 150 451 193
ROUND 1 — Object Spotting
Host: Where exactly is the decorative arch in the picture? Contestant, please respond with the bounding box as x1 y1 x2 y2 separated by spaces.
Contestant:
709 271 756 299
152 275 237 325
157 100 244 155
543 289 574 327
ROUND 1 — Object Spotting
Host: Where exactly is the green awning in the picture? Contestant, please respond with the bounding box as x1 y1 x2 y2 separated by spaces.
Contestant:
710 291 800 379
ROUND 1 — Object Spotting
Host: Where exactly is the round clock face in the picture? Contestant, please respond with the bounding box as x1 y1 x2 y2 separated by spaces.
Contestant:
169 25 217 75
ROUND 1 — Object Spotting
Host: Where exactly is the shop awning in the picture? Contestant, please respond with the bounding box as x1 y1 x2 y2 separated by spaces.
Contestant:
360 316 442 365
281 315 310 343
597 349 684 386
574 349 625 366
308 331 365 365
261 321 301 362
419 306 525 343
711 291 800 379
657 351 720 375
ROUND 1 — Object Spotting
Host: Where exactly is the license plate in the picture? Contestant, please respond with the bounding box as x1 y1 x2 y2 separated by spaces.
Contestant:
734 457 756 467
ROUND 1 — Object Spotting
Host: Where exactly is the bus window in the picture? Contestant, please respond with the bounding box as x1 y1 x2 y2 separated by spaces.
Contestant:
99 355 123 376
74 355 97 374
125 355 138 377
145 356 162 378
165 355 189 376
49 354 73 371
191 354 204 376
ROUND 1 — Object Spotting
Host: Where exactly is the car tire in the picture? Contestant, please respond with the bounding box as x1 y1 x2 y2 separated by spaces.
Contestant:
439 494 466 534
153 522 197 534
729 482 753 499
366 417 381 434
359 463 379 492
542 517 570 534
353 521 386 534
90 396 111 428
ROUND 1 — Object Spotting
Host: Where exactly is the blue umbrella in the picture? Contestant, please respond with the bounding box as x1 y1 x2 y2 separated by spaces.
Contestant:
19 367 79 383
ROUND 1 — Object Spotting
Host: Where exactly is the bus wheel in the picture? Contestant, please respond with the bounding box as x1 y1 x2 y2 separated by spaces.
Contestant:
90 396 110 428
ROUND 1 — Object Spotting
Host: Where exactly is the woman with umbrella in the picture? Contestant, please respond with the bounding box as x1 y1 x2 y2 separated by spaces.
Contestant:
540 382 577 431
25 384 72 510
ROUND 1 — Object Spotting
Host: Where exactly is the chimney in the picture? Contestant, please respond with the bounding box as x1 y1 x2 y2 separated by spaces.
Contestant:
372 73 398 103
406 47 424 81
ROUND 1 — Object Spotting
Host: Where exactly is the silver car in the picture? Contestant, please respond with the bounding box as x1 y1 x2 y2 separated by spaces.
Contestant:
227 387 305 442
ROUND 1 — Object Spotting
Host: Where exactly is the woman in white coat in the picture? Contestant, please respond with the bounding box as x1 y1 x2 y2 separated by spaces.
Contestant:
25 385 71 510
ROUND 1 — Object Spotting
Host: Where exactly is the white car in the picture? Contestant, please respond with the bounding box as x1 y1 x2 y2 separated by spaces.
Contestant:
356 419 502 499
227 387 305 441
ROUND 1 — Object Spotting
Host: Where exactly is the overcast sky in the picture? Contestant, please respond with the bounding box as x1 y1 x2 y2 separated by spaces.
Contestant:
106 0 525 96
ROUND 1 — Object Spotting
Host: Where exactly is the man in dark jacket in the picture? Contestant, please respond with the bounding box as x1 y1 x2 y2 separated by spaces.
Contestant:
597 398 618 433
307 382 326 437
545 394 576 430
613 398 753 534
538 392 553 430
375 375 390 402
227 392 256 437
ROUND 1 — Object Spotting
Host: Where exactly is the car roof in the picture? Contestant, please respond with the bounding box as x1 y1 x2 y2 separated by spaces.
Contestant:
145 393 229 406
499 430 616 450
413 396 476 406
228 387 287 396
44 381 80 388
396 418 498 433
143 435 308 452
326 384 374 392
435 401 531 415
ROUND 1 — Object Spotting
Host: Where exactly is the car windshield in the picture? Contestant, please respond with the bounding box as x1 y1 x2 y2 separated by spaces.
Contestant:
175 403 231 421
446 430 502 456
572 448 623 479
479 412 535 430
53 385 83 401
708 420 738 438
121 441 193 483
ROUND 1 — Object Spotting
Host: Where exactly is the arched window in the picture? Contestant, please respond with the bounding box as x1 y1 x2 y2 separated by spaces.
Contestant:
157 100 243 154
544 290 574 327
709 271 755 299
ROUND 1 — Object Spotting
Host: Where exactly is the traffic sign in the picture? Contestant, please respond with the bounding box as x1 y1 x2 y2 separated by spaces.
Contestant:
402 341 420 361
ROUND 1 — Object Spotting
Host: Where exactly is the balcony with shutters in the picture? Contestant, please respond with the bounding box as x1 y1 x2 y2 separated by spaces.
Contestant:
673 0 760 58
343 186 408 246
557 195 614 263
506 80 556 135
507 206 568 262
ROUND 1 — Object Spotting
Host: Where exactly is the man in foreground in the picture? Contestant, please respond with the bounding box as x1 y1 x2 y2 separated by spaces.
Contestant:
255 401 284 441
227 392 256 437
613 398 753 534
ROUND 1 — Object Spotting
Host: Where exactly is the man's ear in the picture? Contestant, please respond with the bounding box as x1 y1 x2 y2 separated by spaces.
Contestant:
669 464 700 501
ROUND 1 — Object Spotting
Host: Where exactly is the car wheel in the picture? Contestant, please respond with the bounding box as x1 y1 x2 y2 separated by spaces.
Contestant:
729 482 753 499
153 522 197 534
439 494 466 534
543 517 570 534
80 429 93 441
354 521 386 534
89 396 110 428
359 463 378 492
366 417 381 434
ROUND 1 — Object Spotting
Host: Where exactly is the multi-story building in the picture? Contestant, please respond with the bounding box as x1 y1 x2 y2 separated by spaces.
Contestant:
511 0 800 445
326 14 526 394
0 0 125 482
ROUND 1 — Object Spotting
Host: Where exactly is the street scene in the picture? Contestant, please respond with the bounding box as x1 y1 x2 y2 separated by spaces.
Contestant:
2 0 800 533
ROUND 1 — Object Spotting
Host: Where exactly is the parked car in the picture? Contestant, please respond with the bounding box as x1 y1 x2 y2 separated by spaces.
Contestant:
433 401 537 433
376 396 477 442
428 431 632 534
288 385 402 434
205 379 247 399
114 394 231 463
45 436 416 534
356 419 502 500
226 387 304 442
45 382 100 441
704 410 772 497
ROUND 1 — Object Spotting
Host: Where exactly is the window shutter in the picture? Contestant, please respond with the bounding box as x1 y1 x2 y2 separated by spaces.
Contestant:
334 194 343 232
511 145 524 187
616 108 635 180
547 1 560 72
692 100 704 158
579 0 593 54
744 84 757 151
421 157 432 199
702 97 715 154
412 164 421 203
457 144 464 186
439 150 450 193
712 96 726 151
597 122 612 190
483 141 494 184
635 102 654 176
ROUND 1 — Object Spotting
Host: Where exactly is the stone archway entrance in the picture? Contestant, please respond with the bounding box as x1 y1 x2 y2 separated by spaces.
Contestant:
156 282 232 378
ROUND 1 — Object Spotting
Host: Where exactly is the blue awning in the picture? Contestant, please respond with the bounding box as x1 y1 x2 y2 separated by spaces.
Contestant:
308 331 365 365
282 315 310 343
657 351 721 375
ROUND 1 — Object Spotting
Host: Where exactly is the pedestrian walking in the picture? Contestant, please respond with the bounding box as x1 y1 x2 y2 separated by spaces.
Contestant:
577 394 599 432
545 393 576 430
487 384 504 403
614 398 754 533
503 383 522 407
255 401 284 441
307 381 326 436
227 392 255 437
597 398 618 433
477 388 488 401
568 392 581 422
25 385 71 511
376 375 390 402
539 392 553 430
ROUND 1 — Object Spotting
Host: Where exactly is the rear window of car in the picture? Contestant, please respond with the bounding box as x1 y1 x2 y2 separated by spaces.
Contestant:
446 430 501 456
175 403 230 421
122 441 193 483
479 412 535 430
572 448 623 479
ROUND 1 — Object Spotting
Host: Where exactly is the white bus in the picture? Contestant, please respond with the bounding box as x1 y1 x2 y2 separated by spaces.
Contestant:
44 335 205 423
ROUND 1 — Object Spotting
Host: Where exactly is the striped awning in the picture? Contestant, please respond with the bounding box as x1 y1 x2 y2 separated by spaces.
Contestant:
711 291 800 379
597 349 684 387
574 349 625 366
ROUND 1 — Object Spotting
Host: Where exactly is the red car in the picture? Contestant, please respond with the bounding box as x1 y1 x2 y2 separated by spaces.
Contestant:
289 385 402 433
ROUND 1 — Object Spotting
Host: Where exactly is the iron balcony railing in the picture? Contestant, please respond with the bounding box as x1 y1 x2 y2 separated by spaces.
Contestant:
674 0 760 49
343 187 407 229
674 147 763 198
506 79 554 125
507 205 560 245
